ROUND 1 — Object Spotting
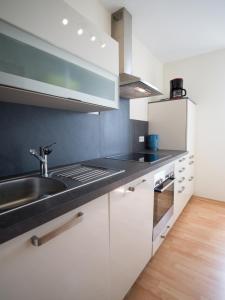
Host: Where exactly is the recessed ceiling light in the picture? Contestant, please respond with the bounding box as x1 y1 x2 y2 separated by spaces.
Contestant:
101 43 106 48
62 18 69 26
77 28 84 36
90 35 96 42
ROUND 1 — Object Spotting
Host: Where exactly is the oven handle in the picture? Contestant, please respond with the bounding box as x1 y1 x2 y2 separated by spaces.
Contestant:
154 178 175 193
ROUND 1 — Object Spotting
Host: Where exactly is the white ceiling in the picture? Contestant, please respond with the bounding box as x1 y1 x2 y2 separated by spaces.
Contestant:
101 0 225 62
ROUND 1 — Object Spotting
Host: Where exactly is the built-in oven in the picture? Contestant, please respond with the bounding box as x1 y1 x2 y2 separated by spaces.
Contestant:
153 165 175 241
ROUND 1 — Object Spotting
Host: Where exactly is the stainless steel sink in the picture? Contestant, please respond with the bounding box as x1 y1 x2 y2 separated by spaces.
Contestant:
0 177 67 211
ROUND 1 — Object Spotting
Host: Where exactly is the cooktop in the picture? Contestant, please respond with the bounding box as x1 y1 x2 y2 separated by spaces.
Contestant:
108 153 172 164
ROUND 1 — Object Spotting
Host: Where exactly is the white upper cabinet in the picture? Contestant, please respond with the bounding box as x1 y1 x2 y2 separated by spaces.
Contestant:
148 99 196 152
0 0 119 111
0 0 118 75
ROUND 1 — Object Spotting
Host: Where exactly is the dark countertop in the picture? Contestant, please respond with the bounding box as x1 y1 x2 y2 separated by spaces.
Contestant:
0 149 187 244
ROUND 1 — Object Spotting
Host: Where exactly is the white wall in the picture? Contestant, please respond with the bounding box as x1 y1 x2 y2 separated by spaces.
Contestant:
130 36 164 121
164 49 225 202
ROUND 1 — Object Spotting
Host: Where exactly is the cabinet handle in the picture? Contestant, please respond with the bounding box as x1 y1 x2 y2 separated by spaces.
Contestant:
179 167 186 173
179 157 186 162
161 225 170 239
189 161 194 165
178 177 185 183
188 176 194 182
178 186 185 193
31 212 84 247
128 179 146 192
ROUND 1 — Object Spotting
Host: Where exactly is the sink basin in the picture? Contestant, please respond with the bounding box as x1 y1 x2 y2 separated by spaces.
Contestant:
0 177 67 212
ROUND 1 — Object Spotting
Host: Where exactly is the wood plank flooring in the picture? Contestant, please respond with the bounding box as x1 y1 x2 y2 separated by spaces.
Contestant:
125 196 225 300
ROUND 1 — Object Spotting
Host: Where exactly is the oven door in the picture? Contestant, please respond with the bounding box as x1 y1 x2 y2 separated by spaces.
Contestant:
153 177 175 240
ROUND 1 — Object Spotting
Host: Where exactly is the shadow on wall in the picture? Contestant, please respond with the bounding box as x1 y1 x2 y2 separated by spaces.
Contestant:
0 99 148 178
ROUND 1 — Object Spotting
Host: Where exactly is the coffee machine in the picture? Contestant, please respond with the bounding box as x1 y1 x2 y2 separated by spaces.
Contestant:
170 78 187 99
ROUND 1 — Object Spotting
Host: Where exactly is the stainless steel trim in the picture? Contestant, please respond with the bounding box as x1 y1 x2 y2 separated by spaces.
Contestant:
31 212 84 246
154 179 175 193
0 165 125 217
111 8 162 99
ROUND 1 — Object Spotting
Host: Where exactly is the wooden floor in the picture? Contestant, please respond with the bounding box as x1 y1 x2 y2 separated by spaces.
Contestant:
125 196 225 300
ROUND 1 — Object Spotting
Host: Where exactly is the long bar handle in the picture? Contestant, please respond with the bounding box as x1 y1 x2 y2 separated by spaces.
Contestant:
154 178 175 193
128 179 146 192
31 212 84 247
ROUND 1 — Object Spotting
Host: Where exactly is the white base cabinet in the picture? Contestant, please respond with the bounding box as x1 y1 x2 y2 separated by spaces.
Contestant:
0 195 110 300
110 174 154 300
173 153 195 223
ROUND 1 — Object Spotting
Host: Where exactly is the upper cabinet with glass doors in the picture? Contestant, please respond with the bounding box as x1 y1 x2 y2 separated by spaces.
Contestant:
0 0 119 112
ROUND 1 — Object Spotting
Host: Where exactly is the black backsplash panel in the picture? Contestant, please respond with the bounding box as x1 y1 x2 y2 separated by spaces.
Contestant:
0 99 148 178
100 99 132 157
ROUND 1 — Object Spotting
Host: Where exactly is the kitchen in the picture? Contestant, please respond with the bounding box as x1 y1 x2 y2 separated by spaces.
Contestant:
0 0 224 299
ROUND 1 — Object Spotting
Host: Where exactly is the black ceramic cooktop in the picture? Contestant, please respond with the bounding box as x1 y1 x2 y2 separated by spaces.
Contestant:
109 152 172 164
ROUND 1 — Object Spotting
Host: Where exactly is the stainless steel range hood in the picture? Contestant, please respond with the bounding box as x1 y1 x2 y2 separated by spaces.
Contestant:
111 8 162 99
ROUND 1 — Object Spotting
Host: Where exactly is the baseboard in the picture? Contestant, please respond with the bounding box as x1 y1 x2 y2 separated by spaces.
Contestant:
192 194 225 204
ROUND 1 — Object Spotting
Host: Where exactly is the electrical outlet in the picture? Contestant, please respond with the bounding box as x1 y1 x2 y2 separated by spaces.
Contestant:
139 136 145 143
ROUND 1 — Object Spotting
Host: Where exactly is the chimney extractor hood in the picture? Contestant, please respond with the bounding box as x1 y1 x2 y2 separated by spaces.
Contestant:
111 8 162 99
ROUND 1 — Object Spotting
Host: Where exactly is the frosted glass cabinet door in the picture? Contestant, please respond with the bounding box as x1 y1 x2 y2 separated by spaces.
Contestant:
0 20 119 110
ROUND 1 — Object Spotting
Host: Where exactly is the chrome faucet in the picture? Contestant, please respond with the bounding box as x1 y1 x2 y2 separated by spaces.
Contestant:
30 143 56 177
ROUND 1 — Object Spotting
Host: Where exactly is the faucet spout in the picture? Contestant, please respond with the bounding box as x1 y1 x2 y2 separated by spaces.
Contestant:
29 149 45 163
29 143 55 177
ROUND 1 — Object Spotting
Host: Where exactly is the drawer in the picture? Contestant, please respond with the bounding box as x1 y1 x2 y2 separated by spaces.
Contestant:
152 218 173 256
175 155 188 174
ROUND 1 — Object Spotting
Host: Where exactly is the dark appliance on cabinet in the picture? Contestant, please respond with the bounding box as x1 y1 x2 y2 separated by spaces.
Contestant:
170 78 187 99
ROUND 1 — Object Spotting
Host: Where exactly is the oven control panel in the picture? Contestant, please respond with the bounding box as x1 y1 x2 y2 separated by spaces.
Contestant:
154 164 175 188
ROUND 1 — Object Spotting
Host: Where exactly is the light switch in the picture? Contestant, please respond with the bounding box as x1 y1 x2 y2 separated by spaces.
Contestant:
139 136 145 142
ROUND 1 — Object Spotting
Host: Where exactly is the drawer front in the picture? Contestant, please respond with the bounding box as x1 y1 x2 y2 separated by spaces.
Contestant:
152 218 173 256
